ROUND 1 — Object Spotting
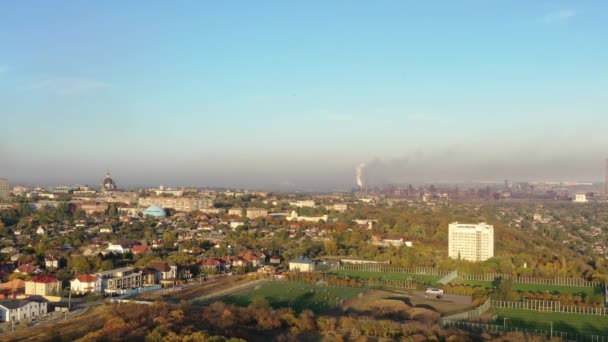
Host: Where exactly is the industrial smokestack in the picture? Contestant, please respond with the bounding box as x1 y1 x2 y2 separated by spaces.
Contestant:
605 158 608 195
356 163 366 189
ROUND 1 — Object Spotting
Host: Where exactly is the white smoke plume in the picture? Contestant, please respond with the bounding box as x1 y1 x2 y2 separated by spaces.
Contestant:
356 163 366 188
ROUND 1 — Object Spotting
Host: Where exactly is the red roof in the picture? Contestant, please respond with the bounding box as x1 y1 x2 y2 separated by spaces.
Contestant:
73 274 97 283
241 252 260 261
17 264 39 274
201 258 224 266
133 246 150 254
30 275 59 283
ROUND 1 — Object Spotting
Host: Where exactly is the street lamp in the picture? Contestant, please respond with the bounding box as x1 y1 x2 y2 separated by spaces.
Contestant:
64 287 72 321
67 287 72 311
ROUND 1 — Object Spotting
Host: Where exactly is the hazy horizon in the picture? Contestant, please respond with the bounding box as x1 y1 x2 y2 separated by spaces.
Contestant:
2 1 607 189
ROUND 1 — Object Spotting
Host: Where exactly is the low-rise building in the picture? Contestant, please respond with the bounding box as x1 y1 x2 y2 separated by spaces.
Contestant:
573 194 588 203
44 256 59 269
241 252 264 267
289 256 315 272
14 264 43 275
286 211 328 223
80 202 109 215
199 208 225 215
0 297 48 322
107 241 140 254
290 200 315 208
25 275 62 296
228 208 243 217
246 208 268 220
141 263 177 286
70 274 101 294
332 204 348 213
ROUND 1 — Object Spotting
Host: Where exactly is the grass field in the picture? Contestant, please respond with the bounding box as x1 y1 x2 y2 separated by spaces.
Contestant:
222 282 366 313
491 308 608 336
462 279 602 296
331 269 442 285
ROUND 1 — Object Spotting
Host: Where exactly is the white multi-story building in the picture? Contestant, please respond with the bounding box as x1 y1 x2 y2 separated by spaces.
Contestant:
0 178 9 200
96 267 142 294
448 222 494 262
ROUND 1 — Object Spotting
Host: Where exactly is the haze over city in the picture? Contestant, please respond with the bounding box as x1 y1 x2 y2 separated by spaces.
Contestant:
4 2 608 341
1 1 607 188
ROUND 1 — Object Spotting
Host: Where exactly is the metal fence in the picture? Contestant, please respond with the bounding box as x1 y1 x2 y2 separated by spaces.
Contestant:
441 320 608 342
339 263 451 276
461 273 603 288
439 300 492 323
339 264 604 289
491 300 608 315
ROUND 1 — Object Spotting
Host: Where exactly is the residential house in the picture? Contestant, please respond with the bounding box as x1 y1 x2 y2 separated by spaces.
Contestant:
241 252 264 267
132 245 151 255
0 297 48 322
201 258 225 273
25 275 62 296
45 256 59 269
0 279 26 297
0 247 19 254
70 274 101 294
141 263 177 286
36 226 46 236
14 264 43 275
107 241 140 254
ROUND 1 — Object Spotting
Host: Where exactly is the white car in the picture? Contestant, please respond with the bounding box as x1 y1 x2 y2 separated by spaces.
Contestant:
425 288 444 298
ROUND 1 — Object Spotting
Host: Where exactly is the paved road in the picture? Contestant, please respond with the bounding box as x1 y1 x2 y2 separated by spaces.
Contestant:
411 291 472 305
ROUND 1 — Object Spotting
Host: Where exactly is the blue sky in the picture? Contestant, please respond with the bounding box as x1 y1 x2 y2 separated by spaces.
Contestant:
1 1 607 188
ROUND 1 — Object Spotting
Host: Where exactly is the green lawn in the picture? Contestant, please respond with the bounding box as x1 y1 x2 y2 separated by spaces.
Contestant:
331 269 441 285
462 279 601 296
222 282 366 313
492 308 608 336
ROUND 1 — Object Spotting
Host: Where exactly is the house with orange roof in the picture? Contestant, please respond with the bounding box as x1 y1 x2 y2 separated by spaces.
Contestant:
132 245 151 255
70 274 101 294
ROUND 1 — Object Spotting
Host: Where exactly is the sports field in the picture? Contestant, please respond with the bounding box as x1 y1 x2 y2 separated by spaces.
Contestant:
222 282 366 313
492 308 608 336
331 269 441 285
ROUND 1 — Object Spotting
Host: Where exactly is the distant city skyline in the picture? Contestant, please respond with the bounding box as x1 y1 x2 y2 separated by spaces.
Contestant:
1 1 607 188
